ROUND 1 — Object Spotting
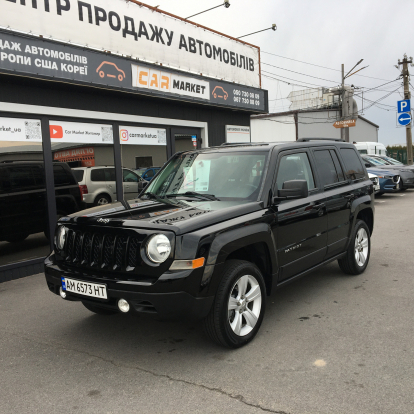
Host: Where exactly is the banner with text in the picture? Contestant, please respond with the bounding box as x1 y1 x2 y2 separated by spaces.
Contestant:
119 126 166 146
0 31 267 113
1 0 260 88
0 117 42 142
49 120 113 143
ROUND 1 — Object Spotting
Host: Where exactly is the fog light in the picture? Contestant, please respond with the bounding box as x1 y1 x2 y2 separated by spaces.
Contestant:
118 299 130 313
59 287 67 299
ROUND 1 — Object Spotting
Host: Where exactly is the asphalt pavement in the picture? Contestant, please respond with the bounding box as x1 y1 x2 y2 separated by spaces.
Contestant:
1 190 414 414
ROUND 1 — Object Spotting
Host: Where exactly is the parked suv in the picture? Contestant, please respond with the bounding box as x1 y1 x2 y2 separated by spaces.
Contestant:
0 161 83 243
45 139 375 348
73 166 148 206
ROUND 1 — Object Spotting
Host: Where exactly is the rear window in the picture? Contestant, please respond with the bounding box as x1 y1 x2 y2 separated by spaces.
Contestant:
53 165 72 186
340 148 365 180
72 169 84 182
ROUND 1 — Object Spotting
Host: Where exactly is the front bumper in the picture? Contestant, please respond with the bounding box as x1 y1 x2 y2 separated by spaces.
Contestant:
44 258 214 320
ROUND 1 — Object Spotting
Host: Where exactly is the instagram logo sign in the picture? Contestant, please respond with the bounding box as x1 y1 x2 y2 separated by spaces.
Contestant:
120 129 129 141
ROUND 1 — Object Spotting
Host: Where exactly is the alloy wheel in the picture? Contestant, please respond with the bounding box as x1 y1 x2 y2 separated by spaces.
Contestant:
228 274 262 336
354 228 369 267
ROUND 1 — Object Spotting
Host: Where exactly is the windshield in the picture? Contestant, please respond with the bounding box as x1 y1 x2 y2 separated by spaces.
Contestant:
364 156 387 166
382 156 403 165
143 151 268 200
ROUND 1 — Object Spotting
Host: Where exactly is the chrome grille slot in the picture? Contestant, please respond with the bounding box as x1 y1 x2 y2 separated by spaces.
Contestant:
73 232 82 263
102 235 115 268
81 233 92 265
65 230 74 260
91 234 102 267
128 238 140 268
114 237 127 269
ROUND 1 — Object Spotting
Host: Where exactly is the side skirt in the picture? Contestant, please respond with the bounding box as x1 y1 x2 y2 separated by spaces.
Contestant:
276 252 347 288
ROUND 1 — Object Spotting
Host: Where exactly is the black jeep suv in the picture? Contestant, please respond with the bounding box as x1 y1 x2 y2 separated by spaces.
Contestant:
44 139 374 348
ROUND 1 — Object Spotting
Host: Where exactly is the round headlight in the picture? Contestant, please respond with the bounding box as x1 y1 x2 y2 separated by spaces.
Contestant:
56 226 67 250
146 234 171 263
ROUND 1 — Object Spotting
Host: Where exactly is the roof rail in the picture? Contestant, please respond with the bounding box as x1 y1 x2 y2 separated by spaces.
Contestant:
220 142 269 146
297 137 345 142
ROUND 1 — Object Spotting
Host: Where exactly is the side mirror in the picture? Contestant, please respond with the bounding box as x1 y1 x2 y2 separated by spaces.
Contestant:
142 182 148 188
272 180 308 203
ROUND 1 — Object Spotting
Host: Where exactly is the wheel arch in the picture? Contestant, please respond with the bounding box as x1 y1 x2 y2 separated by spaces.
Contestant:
202 224 277 296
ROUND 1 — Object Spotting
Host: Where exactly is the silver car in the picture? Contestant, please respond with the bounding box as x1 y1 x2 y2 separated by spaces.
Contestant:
72 166 148 206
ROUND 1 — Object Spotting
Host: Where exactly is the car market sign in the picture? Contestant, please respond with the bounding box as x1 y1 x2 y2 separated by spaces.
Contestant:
0 30 267 113
1 0 260 88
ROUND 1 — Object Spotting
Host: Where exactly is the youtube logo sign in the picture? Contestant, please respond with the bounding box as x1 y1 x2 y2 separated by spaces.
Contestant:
49 125 63 139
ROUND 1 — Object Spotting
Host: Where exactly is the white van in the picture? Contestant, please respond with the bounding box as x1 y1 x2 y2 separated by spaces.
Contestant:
353 142 388 156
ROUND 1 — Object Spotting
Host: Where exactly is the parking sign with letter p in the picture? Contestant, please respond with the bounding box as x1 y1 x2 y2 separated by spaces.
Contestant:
397 99 411 113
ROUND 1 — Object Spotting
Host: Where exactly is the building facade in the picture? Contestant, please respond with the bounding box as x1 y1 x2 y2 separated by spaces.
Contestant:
0 1 268 280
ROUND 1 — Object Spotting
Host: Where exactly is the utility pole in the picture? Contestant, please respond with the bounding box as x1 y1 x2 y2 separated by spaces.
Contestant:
398 55 413 165
341 64 346 141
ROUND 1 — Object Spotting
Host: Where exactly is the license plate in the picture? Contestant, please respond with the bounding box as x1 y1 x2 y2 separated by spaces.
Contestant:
396 183 399 189
61 277 107 299
375 185 380 191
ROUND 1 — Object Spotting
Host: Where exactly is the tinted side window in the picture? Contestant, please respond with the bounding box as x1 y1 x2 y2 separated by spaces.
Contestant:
9 166 36 190
0 167 8 193
313 150 339 187
72 169 84 182
276 152 315 191
91 169 105 182
53 165 70 186
105 168 116 181
330 150 345 182
340 148 365 180
31 166 45 186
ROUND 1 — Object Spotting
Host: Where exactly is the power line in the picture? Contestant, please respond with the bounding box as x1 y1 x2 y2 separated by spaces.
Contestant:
262 62 339 84
262 71 329 88
261 51 395 82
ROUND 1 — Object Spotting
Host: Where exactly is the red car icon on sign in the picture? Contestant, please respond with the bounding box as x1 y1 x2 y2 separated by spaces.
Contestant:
96 61 126 82
212 86 228 100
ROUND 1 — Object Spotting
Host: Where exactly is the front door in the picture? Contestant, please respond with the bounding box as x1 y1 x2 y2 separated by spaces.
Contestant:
272 150 328 282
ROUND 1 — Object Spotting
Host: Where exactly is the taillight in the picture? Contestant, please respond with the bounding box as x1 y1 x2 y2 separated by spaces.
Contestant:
79 185 88 196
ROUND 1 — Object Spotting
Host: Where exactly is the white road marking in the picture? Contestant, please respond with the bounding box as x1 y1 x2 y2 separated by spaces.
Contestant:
376 201 386 203
313 359 327 367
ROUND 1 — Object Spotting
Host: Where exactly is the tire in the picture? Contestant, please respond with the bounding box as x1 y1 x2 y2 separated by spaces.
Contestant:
6 234 29 243
376 192 384 197
338 220 371 275
203 260 266 348
400 187 407 192
94 194 111 206
82 302 118 315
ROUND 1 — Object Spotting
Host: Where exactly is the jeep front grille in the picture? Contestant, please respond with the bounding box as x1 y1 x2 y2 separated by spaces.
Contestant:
64 230 142 271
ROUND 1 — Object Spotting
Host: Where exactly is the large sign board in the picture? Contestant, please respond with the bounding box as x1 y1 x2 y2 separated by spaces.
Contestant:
0 31 267 113
1 0 260 88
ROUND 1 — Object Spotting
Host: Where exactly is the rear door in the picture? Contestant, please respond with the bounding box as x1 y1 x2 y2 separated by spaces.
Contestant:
273 150 328 282
311 147 353 258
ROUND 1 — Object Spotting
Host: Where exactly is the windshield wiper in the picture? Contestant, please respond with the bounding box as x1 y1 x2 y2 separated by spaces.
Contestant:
142 192 164 202
166 191 220 201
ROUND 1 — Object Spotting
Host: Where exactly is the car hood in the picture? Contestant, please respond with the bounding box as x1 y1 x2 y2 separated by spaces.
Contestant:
63 197 264 235
366 167 397 176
